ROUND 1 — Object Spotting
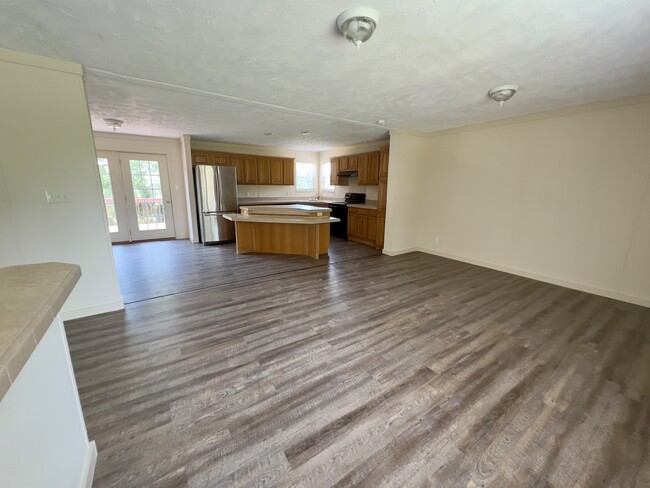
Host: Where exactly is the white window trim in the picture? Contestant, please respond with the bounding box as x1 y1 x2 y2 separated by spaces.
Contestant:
320 162 335 193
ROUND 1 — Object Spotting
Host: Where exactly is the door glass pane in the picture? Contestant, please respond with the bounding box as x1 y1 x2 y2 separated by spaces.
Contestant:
129 159 167 231
97 158 119 233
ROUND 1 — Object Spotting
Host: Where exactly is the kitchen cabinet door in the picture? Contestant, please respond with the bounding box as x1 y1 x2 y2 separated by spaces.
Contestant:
339 156 349 172
347 211 358 237
282 159 294 185
330 157 340 186
379 145 389 177
367 216 377 241
349 155 358 171
357 214 368 237
270 157 283 185
211 152 230 166
358 153 369 185
243 156 258 184
230 154 245 184
192 151 210 165
367 152 380 185
257 156 271 184
375 217 385 250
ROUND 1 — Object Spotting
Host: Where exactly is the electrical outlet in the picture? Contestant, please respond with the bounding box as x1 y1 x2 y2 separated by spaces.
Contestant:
433 237 440 247
45 190 71 203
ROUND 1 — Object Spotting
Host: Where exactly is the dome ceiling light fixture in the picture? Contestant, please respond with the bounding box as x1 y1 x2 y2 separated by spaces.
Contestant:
488 85 519 107
104 118 124 131
336 7 380 50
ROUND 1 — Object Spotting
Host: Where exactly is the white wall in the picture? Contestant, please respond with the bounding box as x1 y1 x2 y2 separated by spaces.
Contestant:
382 133 428 253
388 97 650 307
94 132 189 239
318 140 389 200
0 47 123 319
0 316 95 488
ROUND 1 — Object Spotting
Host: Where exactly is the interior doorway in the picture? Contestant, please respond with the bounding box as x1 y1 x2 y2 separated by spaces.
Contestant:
97 151 176 243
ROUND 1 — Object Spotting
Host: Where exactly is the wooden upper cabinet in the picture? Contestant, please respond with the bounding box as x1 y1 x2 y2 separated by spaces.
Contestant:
282 159 294 185
192 151 210 165
339 156 349 172
243 155 258 184
330 157 340 186
379 145 389 177
257 156 271 185
358 152 379 186
268 158 282 185
189 150 307 187
230 154 245 184
367 152 380 186
211 152 230 166
357 153 369 185
348 155 359 172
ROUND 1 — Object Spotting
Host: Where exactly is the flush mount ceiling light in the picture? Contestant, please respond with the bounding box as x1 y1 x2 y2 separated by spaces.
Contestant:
488 85 519 107
336 7 380 49
104 118 124 131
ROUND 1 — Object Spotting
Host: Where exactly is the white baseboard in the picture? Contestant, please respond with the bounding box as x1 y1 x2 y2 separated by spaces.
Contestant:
79 441 97 488
385 246 650 309
61 299 124 321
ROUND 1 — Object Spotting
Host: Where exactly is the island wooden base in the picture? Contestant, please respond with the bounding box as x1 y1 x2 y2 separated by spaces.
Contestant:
234 221 330 259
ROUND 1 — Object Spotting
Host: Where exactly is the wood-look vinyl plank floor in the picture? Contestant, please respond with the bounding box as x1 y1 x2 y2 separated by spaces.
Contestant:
65 240 650 487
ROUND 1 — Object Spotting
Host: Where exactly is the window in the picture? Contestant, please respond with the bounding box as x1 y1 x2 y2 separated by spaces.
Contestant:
321 162 335 192
295 162 317 191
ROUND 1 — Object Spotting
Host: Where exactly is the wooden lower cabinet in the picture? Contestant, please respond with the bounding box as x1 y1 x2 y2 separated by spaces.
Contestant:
348 207 377 247
375 214 385 249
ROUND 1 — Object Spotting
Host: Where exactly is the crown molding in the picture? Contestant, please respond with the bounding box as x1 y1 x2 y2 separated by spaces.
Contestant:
424 93 650 139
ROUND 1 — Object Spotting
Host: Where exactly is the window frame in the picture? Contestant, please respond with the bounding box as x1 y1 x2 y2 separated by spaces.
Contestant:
294 161 318 193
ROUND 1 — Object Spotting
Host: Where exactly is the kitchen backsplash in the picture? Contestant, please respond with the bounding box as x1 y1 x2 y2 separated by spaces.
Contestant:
237 184 318 199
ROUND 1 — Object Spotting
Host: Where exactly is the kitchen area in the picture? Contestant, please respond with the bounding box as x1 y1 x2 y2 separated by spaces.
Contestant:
190 142 390 256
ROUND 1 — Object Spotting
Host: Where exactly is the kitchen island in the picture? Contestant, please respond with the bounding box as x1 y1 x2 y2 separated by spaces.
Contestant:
224 204 340 259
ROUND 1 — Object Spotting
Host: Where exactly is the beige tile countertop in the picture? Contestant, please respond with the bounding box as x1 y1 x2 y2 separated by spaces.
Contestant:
224 213 340 224
237 198 342 206
0 262 81 400
347 200 378 210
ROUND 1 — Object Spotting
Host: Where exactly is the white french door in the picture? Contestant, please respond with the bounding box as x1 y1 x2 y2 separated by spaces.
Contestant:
97 151 176 243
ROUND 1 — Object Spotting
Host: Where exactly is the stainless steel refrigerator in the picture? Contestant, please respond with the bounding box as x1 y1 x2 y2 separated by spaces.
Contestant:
194 165 238 244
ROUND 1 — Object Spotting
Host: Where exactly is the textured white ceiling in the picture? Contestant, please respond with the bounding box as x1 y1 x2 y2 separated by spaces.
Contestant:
1 0 650 150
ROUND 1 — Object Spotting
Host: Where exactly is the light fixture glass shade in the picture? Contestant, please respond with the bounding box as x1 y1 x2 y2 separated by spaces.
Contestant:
340 17 376 48
488 85 519 105
104 118 124 131
337 7 380 49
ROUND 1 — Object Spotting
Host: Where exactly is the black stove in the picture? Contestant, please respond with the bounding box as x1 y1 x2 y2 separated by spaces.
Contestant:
328 193 365 239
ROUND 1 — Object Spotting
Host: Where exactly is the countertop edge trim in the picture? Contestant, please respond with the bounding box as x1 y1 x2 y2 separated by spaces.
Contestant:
0 263 81 400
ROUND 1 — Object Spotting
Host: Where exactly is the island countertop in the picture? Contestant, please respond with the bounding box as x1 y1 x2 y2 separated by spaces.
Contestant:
224 213 340 224
0 262 81 399
230 204 339 224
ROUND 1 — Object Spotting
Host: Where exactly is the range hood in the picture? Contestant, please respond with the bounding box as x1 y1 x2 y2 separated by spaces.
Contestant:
337 170 358 176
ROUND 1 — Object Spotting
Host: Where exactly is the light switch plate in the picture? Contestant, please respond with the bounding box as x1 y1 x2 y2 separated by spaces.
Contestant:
45 190 71 203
